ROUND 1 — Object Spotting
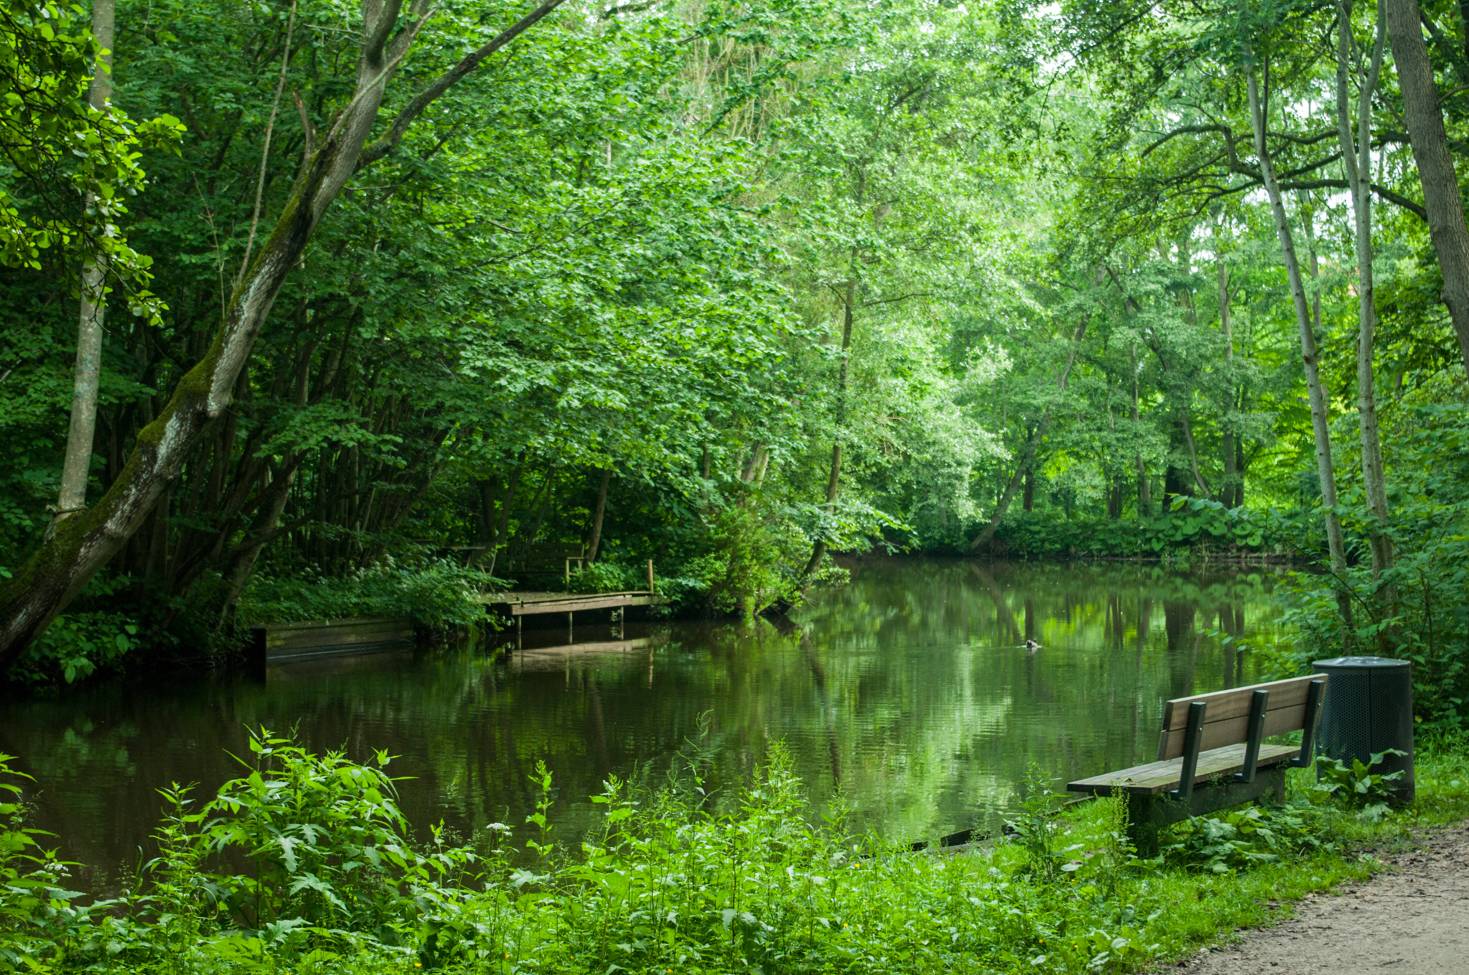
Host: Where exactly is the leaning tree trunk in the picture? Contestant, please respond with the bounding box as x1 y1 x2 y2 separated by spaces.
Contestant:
55 0 116 525
1336 0 1396 583
1384 0 1469 377
0 0 570 669
969 314 1090 551
1247 64 1354 628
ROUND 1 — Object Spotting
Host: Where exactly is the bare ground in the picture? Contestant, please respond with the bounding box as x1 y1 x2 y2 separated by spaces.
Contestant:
1161 823 1469 975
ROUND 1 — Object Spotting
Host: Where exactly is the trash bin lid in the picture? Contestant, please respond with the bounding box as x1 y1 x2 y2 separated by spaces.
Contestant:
1312 656 1411 669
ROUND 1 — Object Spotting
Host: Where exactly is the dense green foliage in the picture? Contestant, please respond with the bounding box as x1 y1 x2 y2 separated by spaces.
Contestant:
993 500 1311 562
3 732 1466 974
0 0 1466 715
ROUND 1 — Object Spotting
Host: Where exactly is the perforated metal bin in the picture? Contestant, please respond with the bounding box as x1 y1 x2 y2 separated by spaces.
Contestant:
1311 656 1415 804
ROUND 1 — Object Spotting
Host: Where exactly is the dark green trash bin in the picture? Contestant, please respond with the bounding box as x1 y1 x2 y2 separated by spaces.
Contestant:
1312 656 1414 803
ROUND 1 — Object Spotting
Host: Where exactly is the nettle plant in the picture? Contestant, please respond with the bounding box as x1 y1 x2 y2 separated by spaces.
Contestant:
0 754 89 970
131 728 480 962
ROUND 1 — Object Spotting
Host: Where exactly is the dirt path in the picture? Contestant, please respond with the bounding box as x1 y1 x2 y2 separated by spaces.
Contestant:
1163 824 1469 975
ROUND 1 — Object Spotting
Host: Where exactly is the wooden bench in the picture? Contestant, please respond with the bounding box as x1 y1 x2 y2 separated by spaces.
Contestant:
1068 674 1328 855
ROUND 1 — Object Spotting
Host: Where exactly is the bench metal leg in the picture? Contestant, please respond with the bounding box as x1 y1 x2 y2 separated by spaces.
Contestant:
1169 700 1208 801
1290 678 1327 767
1235 689 1270 783
1124 764 1289 858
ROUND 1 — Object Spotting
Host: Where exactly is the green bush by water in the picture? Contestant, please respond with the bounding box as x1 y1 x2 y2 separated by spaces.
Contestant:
238 559 499 633
992 501 1310 561
4 731 1468 975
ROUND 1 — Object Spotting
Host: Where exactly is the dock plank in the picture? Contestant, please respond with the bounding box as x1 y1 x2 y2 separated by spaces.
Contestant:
477 590 663 615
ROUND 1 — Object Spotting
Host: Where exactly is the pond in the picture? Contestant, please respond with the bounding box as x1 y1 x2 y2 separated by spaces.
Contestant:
2 558 1289 890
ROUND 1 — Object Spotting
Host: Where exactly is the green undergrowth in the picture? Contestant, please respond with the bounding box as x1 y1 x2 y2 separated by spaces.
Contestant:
3 731 1466 975
237 559 502 634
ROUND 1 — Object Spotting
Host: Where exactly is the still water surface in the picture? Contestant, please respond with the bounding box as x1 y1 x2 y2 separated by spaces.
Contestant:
3 559 1286 888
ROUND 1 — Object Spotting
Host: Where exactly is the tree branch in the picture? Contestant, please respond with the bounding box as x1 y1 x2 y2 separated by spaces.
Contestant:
358 0 570 169
235 0 299 294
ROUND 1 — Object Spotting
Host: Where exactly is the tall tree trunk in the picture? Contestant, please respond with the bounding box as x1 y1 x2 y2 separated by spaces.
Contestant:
0 0 570 669
1217 244 1239 506
1336 0 1396 585
1384 0 1469 377
1163 414 1193 509
216 460 301 624
1180 409 1212 497
475 478 498 553
1132 343 1151 514
802 280 855 579
585 468 610 561
1234 435 1246 507
969 314 1090 550
484 456 523 577
740 443 769 483
54 0 116 525
1247 63 1354 628
1172 252 1213 499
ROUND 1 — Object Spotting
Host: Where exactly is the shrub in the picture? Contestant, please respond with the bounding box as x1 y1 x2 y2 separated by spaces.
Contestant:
110 728 480 970
7 610 142 685
239 559 498 634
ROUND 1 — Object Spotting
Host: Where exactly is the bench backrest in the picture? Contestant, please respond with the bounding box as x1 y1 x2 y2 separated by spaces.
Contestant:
1157 674 1328 761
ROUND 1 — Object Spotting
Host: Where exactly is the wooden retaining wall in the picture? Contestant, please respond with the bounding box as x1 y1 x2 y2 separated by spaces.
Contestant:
251 616 416 664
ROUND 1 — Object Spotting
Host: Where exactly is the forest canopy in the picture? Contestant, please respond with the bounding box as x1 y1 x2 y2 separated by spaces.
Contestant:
0 0 1465 718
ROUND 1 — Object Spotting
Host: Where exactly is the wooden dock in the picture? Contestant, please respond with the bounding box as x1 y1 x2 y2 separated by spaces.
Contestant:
478 558 661 616
477 590 662 616
478 558 663 647
478 589 663 647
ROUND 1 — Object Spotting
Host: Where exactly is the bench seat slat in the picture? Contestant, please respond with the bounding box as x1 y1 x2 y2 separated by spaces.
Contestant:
1068 742 1300 796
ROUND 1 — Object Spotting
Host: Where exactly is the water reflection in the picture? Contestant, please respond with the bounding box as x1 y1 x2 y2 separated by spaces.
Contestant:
1 558 1285 889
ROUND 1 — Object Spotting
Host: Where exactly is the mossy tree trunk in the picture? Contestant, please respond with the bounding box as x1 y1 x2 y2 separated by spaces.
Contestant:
0 0 569 671
1335 0 1396 588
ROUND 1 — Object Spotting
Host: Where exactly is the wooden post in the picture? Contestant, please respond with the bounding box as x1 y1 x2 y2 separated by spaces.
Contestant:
646 559 655 593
